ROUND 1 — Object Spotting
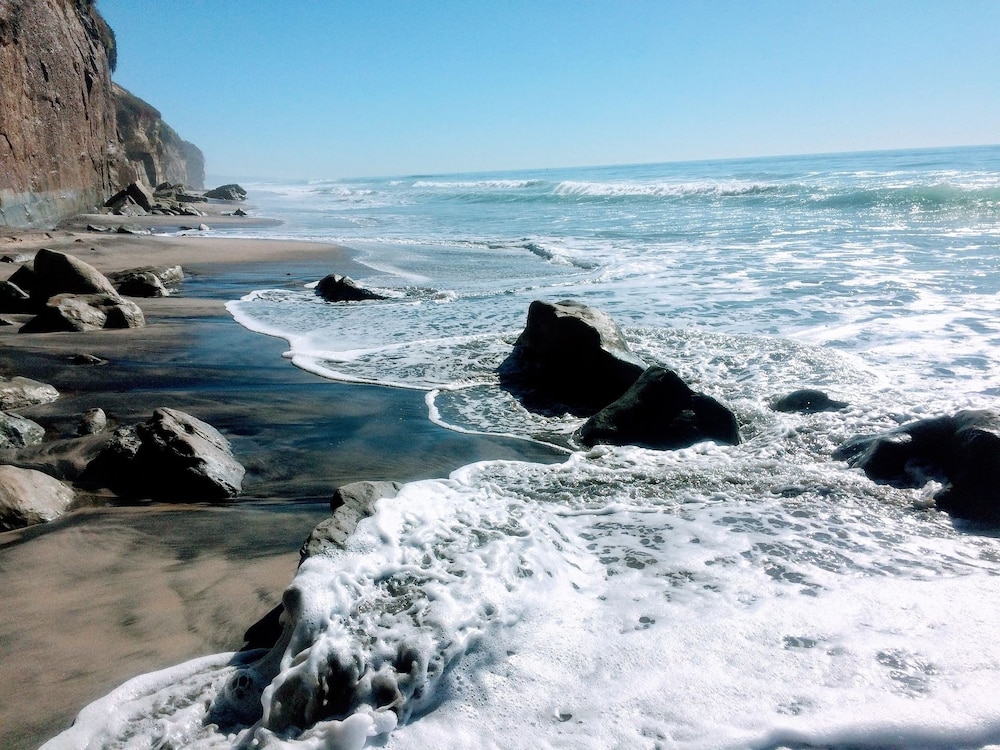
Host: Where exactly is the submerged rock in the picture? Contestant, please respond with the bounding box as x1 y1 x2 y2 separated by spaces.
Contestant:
0 376 59 410
576 365 741 450
0 465 75 530
835 409 1000 521
315 274 386 302
83 408 245 502
772 389 848 414
498 299 646 416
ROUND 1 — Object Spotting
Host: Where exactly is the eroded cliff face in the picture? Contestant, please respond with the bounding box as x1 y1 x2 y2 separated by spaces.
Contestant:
0 0 127 227
115 83 204 190
0 0 204 228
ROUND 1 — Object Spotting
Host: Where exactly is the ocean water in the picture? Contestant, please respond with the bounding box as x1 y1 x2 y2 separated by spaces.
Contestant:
45 146 1000 749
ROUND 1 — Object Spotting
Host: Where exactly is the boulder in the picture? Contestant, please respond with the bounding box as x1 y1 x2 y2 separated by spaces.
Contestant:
576 365 741 450
834 410 1000 521
83 408 244 502
19 292 145 333
204 183 248 201
30 248 118 300
300 480 404 562
105 181 155 212
498 299 647 416
76 407 107 436
108 269 169 298
0 465 75 531
772 389 848 414
315 274 386 302
116 224 151 235
0 411 46 449
0 376 59 410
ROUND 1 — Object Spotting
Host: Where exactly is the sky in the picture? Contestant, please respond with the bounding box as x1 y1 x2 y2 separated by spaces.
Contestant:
97 0 1000 182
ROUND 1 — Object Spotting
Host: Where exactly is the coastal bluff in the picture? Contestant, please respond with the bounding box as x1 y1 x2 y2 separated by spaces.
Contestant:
0 0 202 228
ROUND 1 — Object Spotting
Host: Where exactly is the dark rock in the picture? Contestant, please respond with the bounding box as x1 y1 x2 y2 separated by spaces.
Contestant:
315 274 386 302
86 224 113 233
177 193 208 203
7 264 38 297
300 480 404 562
1 253 33 263
19 292 145 333
0 411 46 449
498 299 646 416
83 408 244 502
241 603 285 652
76 407 108 436
104 181 155 212
0 465 76 531
116 224 151 235
71 353 106 365
772 389 848 413
233 208 247 217
204 183 248 201
109 269 168 298
0 280 33 313
576 365 741 450
31 248 118 299
835 410 1000 521
0 376 59 410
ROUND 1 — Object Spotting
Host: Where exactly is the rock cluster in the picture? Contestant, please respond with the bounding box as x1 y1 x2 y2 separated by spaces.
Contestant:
0 248 149 332
104 181 208 218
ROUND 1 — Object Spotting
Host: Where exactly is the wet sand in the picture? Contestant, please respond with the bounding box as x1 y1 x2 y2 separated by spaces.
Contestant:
0 226 564 749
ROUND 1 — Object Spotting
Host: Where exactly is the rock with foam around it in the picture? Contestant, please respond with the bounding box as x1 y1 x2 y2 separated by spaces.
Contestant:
0 411 46 449
19 293 145 333
0 465 75 530
576 365 741 451
84 408 244 502
771 388 848 414
498 299 647 416
835 409 1000 522
0 376 59 410
300 480 404 562
315 274 386 302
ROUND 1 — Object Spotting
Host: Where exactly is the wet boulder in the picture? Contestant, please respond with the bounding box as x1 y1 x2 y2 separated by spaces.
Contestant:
0 280 32 313
76 408 108 436
835 409 1000 521
498 299 647 416
0 376 59 410
772 389 848 414
576 365 741 450
300 480 404 562
315 274 386 302
83 408 245 502
0 411 45 449
19 293 145 333
0 465 76 530
108 269 169 298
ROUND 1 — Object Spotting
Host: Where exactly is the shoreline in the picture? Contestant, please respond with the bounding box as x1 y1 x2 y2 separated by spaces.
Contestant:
0 222 565 750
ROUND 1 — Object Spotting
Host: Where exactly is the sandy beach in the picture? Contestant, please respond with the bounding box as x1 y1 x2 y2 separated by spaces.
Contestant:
0 219 564 750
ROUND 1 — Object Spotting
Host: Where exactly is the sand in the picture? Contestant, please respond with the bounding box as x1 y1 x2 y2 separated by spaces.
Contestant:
0 222 565 750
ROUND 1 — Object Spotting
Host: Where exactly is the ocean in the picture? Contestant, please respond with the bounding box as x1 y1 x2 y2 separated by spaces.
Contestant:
45 146 1000 749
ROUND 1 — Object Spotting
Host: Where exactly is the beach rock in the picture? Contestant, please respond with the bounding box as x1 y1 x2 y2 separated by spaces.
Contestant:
0 376 59 410
71 353 106 366
31 248 118 299
576 365 741 450
105 181 155 212
300 480 404 562
76 408 108 436
498 299 647 416
315 274 386 302
84 408 244 501
0 411 46 449
86 224 113 233
109 269 168 297
19 292 145 333
835 409 1000 521
0 280 33 313
7 265 39 298
204 183 248 201
116 224 152 235
772 389 849 414
233 208 248 217
0 465 76 530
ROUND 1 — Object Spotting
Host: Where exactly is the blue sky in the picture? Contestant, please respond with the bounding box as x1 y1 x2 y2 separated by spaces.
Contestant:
98 0 1000 181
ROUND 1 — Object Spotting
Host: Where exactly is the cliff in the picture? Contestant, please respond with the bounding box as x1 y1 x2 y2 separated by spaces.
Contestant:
0 0 203 228
115 84 204 190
